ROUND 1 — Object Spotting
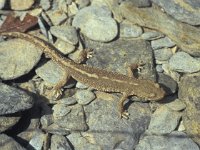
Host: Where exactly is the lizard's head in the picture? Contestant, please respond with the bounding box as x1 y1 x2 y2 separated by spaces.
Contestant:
132 80 165 101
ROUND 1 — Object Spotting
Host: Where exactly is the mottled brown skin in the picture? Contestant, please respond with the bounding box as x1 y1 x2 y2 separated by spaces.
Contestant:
0 32 165 118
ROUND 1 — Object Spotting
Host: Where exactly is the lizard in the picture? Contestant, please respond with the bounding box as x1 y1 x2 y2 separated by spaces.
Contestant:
0 32 165 119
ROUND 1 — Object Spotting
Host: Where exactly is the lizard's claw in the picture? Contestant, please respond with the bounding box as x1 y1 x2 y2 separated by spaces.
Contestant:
51 88 63 100
85 49 93 58
120 110 130 119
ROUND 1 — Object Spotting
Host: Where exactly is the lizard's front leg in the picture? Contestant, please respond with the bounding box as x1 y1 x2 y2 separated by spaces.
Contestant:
118 92 129 119
126 62 145 78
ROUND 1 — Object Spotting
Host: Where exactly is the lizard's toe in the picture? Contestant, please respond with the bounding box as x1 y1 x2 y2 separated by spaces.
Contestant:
51 88 63 100
120 110 129 119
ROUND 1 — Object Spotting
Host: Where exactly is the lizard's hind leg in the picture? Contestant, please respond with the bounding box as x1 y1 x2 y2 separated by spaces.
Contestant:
118 93 130 119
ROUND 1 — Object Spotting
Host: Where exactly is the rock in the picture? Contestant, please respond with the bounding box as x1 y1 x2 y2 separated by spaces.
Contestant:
120 20 143 38
0 39 42 80
84 96 151 149
74 90 96 105
28 130 46 150
54 105 88 131
58 97 77 105
76 82 88 89
179 72 200 145
51 135 73 150
10 0 35 10
157 73 178 95
54 39 75 55
68 49 89 63
0 116 21 132
85 38 156 81
162 63 181 82
76 0 90 8
0 134 26 150
40 115 53 128
67 132 101 150
72 6 118 42
141 31 164 40
39 0 51 10
68 2 79 15
46 10 68 25
129 0 151 7
151 37 176 50
120 2 200 56
45 123 70 135
154 48 173 61
165 99 186 111
169 52 200 73
147 106 181 134
50 25 78 45
0 0 5 9
156 65 163 73
135 131 199 150
52 104 71 118
152 0 200 25
0 83 34 115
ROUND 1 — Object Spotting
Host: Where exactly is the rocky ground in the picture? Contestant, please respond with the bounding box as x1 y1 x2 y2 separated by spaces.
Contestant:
0 0 200 150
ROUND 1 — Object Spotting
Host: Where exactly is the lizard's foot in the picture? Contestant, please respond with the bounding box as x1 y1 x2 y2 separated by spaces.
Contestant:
120 110 130 119
85 49 93 58
50 88 63 100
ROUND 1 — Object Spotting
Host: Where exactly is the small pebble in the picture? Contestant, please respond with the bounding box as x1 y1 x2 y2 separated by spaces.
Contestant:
141 31 164 40
75 90 96 105
151 37 176 50
156 65 164 73
76 82 89 89
76 0 90 8
10 0 35 10
165 99 186 111
28 130 46 150
58 97 77 105
169 52 200 73
52 104 71 118
68 2 79 15
51 135 73 150
39 0 51 10
55 39 75 55
50 25 78 45
46 10 68 25
154 48 173 61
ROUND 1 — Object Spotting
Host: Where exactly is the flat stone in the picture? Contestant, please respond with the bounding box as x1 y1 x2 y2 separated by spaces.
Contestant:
165 99 186 111
169 52 200 73
76 82 89 89
39 0 51 10
40 114 53 128
72 6 118 42
147 106 181 134
0 116 21 132
74 90 96 105
50 25 78 45
67 132 102 150
10 0 35 10
151 37 176 50
46 10 68 25
120 20 143 38
28 130 46 150
52 104 71 118
54 39 75 55
68 2 79 15
58 97 77 105
0 83 34 115
84 96 151 149
0 0 5 9
51 135 73 150
179 72 200 145
141 31 164 40
152 0 200 25
54 105 88 131
0 134 26 150
135 131 199 150
156 65 163 73
76 0 90 8
157 73 178 95
0 39 42 80
154 48 173 61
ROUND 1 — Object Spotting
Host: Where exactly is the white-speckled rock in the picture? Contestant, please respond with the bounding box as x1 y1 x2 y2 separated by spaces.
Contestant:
169 52 200 73
72 6 118 42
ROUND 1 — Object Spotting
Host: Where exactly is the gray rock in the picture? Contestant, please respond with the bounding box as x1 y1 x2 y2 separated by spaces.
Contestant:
76 82 89 89
129 0 151 7
151 37 176 50
0 0 5 9
52 104 71 118
50 25 78 45
67 132 101 150
51 135 73 150
156 65 164 73
84 96 151 149
0 39 42 80
54 105 88 131
169 52 200 73
85 38 156 80
158 73 178 95
135 131 199 150
46 10 68 26
120 20 143 38
39 0 51 10
147 106 181 134
75 90 96 105
179 72 200 145
0 83 34 115
58 97 77 105
28 130 46 150
72 6 118 42
76 0 90 8
0 134 26 150
152 0 200 25
154 48 173 61
0 116 20 132
40 115 53 128
10 0 35 10
55 39 75 55
165 99 186 111
141 31 164 40
45 123 70 135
